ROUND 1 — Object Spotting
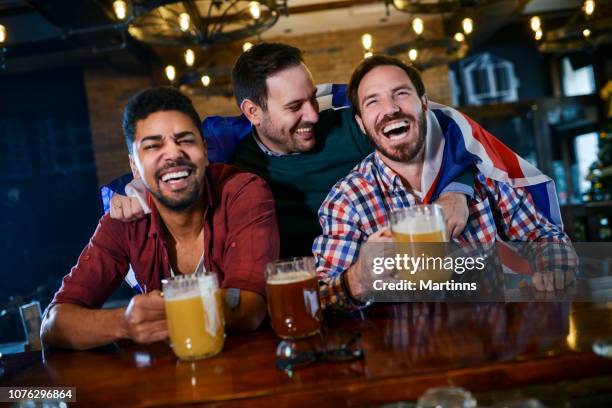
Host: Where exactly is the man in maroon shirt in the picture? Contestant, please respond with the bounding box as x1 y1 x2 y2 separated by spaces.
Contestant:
41 87 279 350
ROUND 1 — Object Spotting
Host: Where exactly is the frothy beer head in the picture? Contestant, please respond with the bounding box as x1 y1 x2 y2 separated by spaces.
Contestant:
390 205 447 242
267 270 313 285
392 216 444 235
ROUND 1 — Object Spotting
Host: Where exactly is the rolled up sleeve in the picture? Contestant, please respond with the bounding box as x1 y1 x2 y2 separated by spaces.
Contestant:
222 174 280 298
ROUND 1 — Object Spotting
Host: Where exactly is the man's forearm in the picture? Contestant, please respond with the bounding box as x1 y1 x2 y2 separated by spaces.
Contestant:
318 263 366 313
220 289 267 332
41 303 128 350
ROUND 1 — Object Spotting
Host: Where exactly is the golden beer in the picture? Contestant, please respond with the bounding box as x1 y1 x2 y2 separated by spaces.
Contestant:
163 274 225 360
390 205 451 282
392 230 446 243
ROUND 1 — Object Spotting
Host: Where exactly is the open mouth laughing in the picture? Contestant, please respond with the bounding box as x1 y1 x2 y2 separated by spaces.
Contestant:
293 124 315 140
157 165 195 191
379 118 413 141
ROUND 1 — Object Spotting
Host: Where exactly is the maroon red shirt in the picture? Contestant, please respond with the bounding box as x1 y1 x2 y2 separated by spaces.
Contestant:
51 164 279 309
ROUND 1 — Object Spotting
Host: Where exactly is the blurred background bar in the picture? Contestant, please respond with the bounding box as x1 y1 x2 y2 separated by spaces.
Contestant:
0 0 611 353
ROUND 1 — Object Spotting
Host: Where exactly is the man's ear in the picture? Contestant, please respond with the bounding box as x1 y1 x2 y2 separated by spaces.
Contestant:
355 114 366 135
421 94 429 111
240 98 262 127
129 155 141 180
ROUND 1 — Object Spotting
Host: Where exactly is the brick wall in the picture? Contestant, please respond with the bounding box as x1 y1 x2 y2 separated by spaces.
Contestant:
85 21 451 185
83 65 153 185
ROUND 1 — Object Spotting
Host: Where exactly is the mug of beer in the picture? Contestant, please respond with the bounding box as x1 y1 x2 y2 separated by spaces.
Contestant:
162 273 225 361
266 257 322 339
390 205 450 283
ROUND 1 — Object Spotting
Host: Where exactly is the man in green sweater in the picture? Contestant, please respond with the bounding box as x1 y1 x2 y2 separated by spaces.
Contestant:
112 43 471 258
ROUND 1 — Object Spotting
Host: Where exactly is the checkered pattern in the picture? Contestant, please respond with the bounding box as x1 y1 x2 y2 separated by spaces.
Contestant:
313 152 572 312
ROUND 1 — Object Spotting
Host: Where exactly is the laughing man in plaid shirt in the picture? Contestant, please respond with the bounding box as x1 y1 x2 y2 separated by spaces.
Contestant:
313 56 573 312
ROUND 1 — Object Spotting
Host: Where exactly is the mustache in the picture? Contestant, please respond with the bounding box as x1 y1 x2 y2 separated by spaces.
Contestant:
154 157 196 180
376 112 413 133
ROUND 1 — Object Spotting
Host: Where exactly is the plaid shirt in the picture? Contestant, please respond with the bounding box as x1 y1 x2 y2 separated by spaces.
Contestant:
313 152 572 312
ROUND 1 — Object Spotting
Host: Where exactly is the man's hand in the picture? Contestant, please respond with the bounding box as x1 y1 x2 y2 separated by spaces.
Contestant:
110 194 145 222
345 228 394 301
434 193 469 239
123 290 168 344
367 227 393 243
531 269 576 292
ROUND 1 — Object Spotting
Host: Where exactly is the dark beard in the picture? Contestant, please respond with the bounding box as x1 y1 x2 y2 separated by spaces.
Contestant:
258 114 315 154
368 111 427 163
151 158 202 211
150 183 202 212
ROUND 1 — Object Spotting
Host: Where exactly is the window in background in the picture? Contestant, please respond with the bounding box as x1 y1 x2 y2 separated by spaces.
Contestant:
38 118 95 175
574 132 599 198
562 57 595 97
461 53 519 105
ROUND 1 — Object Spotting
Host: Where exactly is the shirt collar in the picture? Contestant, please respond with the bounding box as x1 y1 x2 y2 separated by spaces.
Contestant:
252 130 301 157
147 168 213 238
372 152 405 193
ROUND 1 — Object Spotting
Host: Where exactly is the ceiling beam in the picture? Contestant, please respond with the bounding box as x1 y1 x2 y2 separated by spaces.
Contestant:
287 0 384 15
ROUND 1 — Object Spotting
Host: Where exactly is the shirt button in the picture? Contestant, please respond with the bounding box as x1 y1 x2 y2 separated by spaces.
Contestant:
84 254 90 260
230 242 237 248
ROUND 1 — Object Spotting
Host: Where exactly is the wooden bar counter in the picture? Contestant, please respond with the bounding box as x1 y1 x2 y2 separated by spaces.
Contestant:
1 302 612 407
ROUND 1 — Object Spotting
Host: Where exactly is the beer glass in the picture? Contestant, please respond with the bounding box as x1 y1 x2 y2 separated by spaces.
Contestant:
266 257 322 339
389 204 450 283
162 273 225 360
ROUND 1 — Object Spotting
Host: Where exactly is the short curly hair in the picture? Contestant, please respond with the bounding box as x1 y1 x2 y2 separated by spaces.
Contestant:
122 86 202 154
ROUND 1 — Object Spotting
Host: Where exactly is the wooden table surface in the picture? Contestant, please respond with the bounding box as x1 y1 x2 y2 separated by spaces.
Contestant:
2 302 612 407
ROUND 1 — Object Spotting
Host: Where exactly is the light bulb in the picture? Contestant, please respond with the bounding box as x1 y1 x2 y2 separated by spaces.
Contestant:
184 49 195 67
113 0 127 20
361 33 373 50
0 24 6 44
584 0 595 16
583 28 591 37
201 75 211 87
462 18 473 35
165 65 176 82
530 16 541 32
454 32 465 42
412 18 424 35
408 48 418 61
243 42 253 52
179 13 190 32
535 29 543 40
249 2 261 20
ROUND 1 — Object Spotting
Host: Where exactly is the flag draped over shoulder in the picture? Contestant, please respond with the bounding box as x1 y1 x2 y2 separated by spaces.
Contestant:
421 102 563 229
